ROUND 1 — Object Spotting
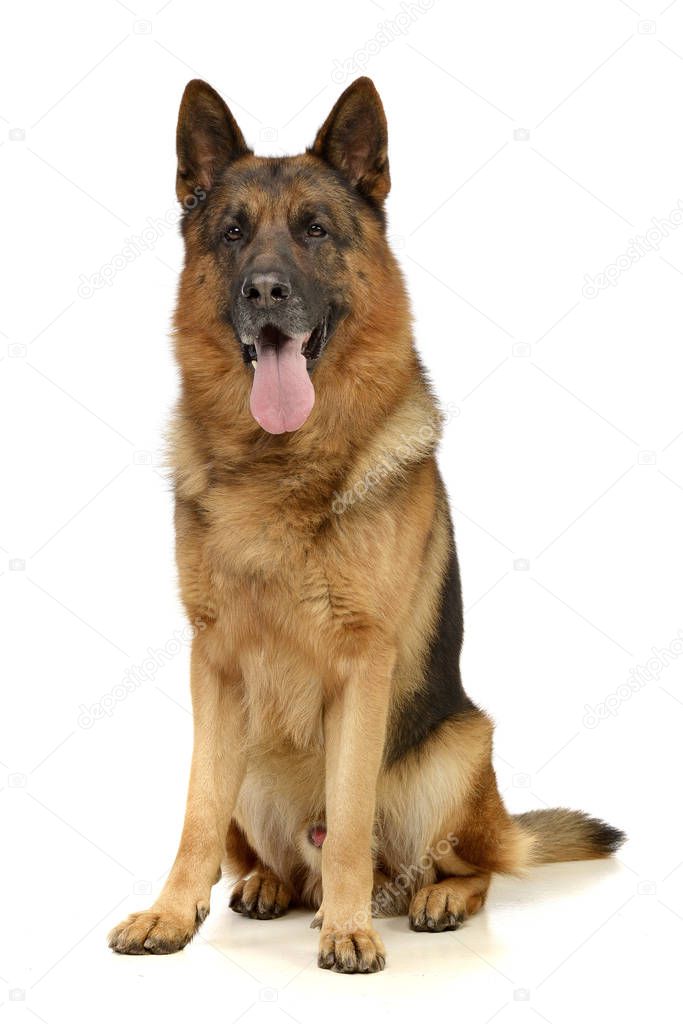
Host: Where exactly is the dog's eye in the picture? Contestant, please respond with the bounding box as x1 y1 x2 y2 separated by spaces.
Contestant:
307 223 327 238
224 225 242 241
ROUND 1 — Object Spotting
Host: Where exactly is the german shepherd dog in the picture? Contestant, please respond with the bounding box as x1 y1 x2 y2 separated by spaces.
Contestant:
108 77 625 973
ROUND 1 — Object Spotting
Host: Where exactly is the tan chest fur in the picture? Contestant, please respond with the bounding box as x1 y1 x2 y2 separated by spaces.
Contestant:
171 382 442 761
181 476 426 746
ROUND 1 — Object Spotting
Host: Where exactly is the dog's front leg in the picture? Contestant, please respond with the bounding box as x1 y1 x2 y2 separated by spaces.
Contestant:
317 648 394 973
109 636 246 954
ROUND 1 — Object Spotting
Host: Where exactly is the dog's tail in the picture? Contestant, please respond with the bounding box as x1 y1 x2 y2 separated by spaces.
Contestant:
514 808 626 865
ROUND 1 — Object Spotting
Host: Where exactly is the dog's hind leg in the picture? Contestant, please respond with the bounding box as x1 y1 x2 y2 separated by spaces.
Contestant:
224 817 294 920
409 872 490 932
229 867 293 920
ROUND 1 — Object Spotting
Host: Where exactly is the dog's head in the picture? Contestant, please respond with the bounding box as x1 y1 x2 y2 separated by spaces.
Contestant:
175 77 393 434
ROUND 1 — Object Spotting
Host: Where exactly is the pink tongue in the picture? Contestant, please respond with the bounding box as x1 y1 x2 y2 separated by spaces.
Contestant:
249 334 315 434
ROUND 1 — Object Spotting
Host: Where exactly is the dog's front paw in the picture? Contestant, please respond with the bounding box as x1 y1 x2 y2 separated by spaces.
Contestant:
318 927 386 973
108 903 208 955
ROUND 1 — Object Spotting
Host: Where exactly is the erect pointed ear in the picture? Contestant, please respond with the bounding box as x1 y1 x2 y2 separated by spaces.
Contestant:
176 79 251 204
310 77 390 205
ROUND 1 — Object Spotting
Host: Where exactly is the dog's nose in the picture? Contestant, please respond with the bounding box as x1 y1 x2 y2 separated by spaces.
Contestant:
241 272 292 307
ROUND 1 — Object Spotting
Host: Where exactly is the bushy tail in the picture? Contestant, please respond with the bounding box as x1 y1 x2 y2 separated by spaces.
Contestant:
514 808 626 865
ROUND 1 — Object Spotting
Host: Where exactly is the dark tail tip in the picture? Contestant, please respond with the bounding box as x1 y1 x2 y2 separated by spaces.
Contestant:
588 817 627 855
515 808 627 864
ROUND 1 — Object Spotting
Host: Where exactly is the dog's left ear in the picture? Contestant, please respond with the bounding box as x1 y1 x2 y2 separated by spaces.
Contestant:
310 77 390 204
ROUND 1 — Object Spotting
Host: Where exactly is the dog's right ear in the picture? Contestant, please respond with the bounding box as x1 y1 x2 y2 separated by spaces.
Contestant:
176 79 251 204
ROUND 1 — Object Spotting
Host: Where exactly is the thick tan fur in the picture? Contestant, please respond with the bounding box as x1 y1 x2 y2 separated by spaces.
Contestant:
108 78 623 973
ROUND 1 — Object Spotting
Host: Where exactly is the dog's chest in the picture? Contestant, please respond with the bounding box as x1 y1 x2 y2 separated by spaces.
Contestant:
228 570 336 750
203 472 369 633
203 487 358 749
239 642 326 751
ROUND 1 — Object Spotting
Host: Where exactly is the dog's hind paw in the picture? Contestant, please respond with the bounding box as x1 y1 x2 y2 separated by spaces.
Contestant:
229 870 292 920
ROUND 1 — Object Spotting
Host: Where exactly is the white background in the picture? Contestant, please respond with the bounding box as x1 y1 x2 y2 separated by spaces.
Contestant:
1 0 682 1020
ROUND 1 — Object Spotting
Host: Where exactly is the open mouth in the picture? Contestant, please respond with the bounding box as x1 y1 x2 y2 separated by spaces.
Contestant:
241 314 329 370
240 315 331 435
